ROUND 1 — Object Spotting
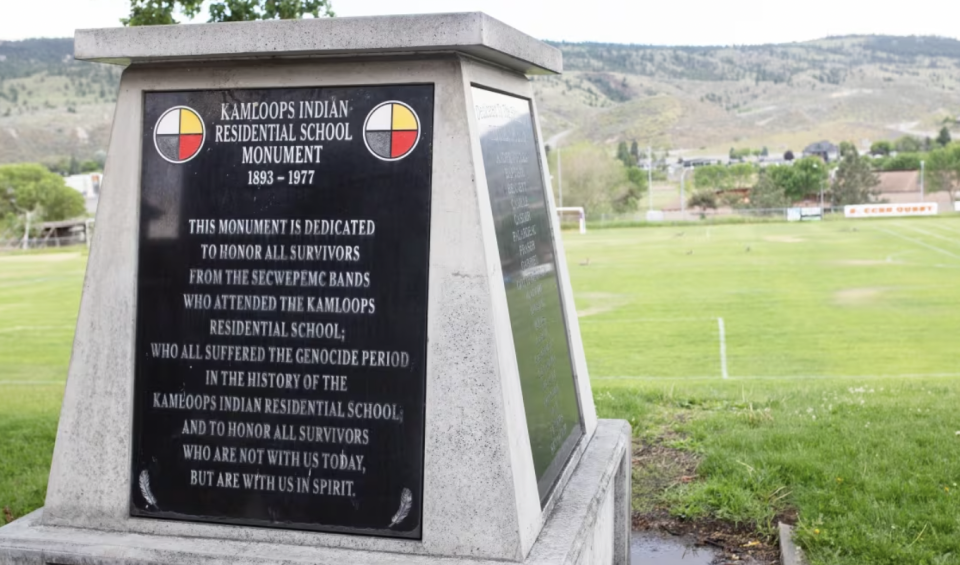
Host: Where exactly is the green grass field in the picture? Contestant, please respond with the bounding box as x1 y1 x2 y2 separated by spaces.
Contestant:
568 216 960 564
0 250 84 521
2 217 960 563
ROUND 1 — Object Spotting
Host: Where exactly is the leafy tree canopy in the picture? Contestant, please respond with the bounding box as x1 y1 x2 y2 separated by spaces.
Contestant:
831 147 880 206
687 190 717 212
936 126 952 148
693 164 731 191
785 156 829 201
926 143 960 202
123 0 334 26
747 169 789 210
549 142 646 214
870 140 893 156
0 164 87 224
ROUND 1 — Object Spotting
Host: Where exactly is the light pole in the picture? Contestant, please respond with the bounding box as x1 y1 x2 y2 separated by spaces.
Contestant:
647 145 653 211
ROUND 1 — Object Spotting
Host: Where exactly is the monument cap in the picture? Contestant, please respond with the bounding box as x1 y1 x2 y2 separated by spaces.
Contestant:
74 12 562 74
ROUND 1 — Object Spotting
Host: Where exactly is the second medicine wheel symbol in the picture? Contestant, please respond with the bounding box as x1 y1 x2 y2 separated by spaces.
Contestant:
363 101 421 161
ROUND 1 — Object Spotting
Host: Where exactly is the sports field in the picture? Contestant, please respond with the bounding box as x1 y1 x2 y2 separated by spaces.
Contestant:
1 217 959 563
0 250 84 522
569 216 960 564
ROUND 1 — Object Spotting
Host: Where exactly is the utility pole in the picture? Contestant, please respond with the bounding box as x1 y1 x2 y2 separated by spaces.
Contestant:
647 145 653 211
920 160 925 201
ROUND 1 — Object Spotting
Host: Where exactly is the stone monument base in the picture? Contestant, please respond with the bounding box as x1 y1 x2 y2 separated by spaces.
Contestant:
0 421 630 565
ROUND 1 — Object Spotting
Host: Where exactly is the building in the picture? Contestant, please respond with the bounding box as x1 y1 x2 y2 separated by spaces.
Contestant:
802 141 839 162
64 173 101 214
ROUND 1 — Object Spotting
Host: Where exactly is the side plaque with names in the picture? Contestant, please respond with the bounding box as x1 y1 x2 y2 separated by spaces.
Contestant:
132 85 433 538
472 87 583 503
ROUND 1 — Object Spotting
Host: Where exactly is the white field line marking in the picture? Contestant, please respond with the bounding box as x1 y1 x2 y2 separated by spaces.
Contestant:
593 373 960 381
876 228 960 261
897 223 960 246
718 317 729 379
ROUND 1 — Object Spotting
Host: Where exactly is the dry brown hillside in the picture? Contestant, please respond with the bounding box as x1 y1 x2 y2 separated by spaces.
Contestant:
534 36 960 157
1 36 960 164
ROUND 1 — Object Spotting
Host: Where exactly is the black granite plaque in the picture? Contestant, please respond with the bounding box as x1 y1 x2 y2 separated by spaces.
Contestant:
472 87 583 503
132 85 433 538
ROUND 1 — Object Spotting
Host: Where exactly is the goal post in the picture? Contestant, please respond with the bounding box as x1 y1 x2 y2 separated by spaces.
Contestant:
556 206 586 234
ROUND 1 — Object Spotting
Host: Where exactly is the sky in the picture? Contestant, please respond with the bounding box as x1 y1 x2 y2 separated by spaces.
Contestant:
1 0 959 46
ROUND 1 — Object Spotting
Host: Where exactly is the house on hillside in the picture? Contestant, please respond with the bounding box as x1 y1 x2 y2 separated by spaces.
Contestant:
802 141 839 162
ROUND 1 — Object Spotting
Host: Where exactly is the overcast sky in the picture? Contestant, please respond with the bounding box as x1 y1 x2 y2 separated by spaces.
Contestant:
2 0 958 45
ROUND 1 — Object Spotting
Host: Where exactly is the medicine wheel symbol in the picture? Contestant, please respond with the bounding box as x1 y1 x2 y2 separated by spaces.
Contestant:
363 101 421 161
153 106 205 164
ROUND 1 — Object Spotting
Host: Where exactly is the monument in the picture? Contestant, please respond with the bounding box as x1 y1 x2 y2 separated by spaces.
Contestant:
0 13 631 564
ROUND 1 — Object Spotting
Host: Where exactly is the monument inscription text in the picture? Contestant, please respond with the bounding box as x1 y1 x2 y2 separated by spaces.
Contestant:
132 85 433 538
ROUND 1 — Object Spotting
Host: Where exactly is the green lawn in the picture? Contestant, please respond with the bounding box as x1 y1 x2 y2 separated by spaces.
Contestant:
0 250 83 522
2 218 960 563
566 216 960 564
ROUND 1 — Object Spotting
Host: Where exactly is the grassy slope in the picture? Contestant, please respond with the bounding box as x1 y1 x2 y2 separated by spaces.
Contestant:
0 250 83 521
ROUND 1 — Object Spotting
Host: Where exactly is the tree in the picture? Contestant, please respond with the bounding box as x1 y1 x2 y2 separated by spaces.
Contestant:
616 141 633 167
0 164 87 239
760 146 769 158
936 126 952 147
747 169 790 210
630 140 639 161
693 164 731 192
870 140 893 156
894 135 923 153
122 0 334 26
784 157 829 201
687 191 718 215
548 142 646 214
927 143 960 203
728 162 757 189
838 141 857 158
830 150 880 206
784 149 795 161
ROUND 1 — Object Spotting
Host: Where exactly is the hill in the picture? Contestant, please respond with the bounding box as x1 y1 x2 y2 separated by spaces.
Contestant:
0 38 119 166
534 36 960 156
1 35 960 165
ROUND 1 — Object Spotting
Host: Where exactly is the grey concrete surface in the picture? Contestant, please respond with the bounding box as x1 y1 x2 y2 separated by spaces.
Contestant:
74 12 561 74
779 523 808 565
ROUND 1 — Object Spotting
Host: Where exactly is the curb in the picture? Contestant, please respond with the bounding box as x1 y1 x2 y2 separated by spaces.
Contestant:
778 522 808 565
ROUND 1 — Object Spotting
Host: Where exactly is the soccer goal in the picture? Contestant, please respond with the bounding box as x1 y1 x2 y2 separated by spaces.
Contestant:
556 207 586 234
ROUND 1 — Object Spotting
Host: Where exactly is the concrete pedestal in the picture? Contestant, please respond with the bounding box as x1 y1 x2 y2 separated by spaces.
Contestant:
0 14 630 564
1 421 628 565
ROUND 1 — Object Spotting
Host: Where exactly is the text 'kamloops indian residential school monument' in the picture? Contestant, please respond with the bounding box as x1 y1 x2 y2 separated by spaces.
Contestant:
0 13 631 565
